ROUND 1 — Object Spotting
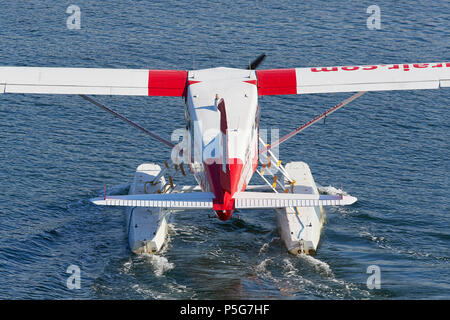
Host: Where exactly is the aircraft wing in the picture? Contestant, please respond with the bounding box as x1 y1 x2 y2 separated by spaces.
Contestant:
0 67 187 96
256 62 450 95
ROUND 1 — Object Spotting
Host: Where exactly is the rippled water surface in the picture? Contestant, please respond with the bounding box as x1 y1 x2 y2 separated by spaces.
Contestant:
0 0 449 299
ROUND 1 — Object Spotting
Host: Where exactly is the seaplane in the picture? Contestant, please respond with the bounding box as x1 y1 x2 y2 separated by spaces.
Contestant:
1 56 449 255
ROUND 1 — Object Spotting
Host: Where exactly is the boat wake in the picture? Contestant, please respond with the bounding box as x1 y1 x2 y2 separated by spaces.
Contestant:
254 240 372 299
137 223 176 277
297 253 334 277
141 253 175 277
358 229 448 262
317 184 349 196
96 183 130 197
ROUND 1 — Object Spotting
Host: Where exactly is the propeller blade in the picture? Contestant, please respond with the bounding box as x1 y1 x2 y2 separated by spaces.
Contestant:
247 54 266 70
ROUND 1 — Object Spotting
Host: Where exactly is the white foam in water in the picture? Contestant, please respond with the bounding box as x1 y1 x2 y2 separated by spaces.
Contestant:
359 229 432 260
296 255 372 298
318 185 348 196
256 256 369 298
359 230 385 243
298 254 334 277
142 253 174 277
131 283 160 299
258 242 270 255
256 258 273 278
97 183 130 197
167 223 178 236
282 258 299 278
122 259 133 274
282 258 321 289
258 237 280 256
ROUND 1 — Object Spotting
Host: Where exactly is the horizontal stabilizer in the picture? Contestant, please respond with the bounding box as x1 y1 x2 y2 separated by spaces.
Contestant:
90 192 214 208
233 192 357 209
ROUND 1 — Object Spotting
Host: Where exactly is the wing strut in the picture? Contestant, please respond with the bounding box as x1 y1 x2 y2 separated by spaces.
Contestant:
79 95 175 148
260 91 366 154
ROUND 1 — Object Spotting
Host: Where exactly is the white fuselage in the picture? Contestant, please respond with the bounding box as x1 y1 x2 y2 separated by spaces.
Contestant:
184 67 259 220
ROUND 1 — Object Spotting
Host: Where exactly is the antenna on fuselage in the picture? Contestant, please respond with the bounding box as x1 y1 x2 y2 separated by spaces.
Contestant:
214 94 220 110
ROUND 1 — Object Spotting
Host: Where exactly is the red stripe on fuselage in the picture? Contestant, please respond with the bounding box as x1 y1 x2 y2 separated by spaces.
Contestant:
217 99 227 134
256 69 297 95
148 70 188 96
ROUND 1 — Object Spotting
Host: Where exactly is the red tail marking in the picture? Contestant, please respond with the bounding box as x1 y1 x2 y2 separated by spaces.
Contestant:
205 158 244 221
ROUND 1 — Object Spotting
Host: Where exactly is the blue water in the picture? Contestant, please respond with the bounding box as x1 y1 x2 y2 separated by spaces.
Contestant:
0 0 449 299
